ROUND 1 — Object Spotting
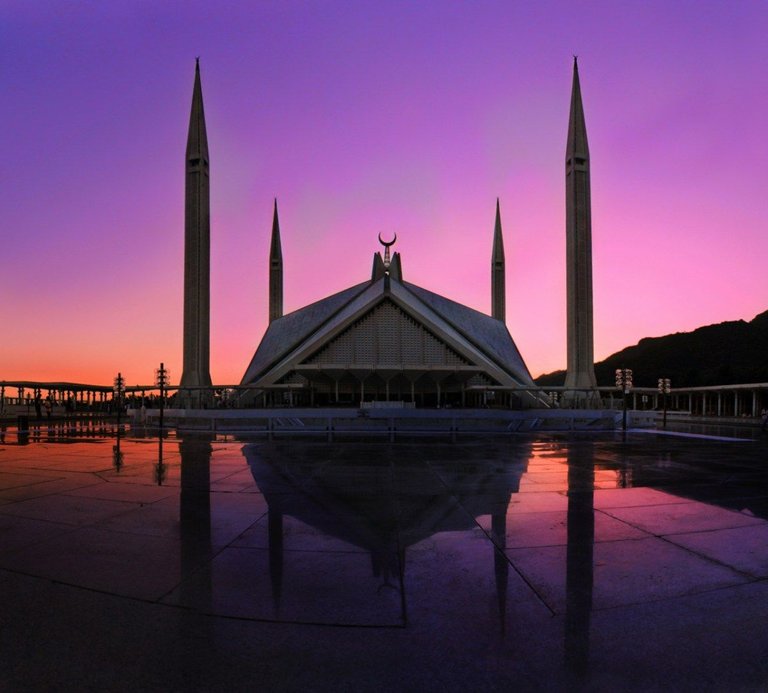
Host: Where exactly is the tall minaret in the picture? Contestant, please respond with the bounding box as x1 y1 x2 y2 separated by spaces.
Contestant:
491 198 506 323
269 199 283 323
563 58 598 401
180 59 212 404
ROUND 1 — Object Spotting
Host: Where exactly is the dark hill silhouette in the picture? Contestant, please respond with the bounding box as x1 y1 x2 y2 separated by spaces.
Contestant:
536 310 768 388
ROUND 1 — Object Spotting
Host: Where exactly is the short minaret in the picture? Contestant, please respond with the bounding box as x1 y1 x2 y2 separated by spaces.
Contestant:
563 57 598 401
491 198 506 323
180 59 212 404
269 199 283 323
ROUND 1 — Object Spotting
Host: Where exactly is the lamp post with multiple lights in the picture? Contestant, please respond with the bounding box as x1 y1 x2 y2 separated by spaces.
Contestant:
112 372 125 471
615 368 633 434
658 378 671 429
154 363 170 485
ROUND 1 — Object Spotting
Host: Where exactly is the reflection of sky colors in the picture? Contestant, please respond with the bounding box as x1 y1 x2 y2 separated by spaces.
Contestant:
2 2 766 385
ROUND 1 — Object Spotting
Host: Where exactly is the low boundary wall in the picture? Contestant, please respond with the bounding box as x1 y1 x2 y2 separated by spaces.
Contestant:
129 407 656 436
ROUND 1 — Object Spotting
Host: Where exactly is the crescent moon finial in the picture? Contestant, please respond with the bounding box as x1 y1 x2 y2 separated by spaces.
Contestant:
377 232 397 270
378 232 397 248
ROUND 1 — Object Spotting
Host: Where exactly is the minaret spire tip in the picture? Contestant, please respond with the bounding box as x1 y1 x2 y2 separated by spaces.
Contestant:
566 54 588 158
269 198 284 323
491 199 505 323
271 199 281 238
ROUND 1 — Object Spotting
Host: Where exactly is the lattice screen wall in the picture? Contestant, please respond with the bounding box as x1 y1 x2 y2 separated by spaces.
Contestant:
305 300 470 367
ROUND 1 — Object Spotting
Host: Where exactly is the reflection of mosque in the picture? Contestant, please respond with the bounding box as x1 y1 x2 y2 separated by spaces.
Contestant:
176 438 598 681
241 442 530 616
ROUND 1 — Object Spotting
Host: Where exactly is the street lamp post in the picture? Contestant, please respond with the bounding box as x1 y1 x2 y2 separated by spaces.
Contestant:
154 363 170 485
615 368 633 434
657 378 671 429
113 372 125 471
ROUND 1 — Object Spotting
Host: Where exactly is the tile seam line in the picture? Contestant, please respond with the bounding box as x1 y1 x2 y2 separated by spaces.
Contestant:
584 508 765 579
0 566 408 628
429 461 557 617
587 576 767 614
153 511 268 603
656 532 767 580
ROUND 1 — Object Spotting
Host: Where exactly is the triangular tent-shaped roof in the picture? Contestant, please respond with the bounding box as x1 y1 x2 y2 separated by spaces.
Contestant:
241 270 541 406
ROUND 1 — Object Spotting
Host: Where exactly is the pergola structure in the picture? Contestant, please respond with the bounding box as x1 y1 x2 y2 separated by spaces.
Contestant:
0 381 113 408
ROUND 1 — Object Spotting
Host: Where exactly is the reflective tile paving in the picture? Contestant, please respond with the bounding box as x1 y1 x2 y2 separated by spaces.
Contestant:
1 423 768 691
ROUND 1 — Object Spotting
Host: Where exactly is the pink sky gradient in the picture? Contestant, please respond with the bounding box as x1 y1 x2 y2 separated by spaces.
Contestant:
2 1 767 387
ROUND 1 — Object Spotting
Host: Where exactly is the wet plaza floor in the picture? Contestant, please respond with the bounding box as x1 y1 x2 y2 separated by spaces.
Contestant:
1 423 768 691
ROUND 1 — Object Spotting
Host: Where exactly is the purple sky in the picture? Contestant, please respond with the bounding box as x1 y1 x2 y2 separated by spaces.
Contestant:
2 1 767 386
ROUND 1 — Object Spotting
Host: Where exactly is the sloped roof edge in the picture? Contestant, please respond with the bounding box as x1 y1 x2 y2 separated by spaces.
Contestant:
240 280 371 385
402 282 534 384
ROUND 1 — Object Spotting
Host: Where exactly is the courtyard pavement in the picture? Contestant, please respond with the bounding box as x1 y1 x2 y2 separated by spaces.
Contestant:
1 423 767 691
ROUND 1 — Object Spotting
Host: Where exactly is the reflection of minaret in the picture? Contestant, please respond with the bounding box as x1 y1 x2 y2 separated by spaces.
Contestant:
178 436 212 688
564 58 598 402
269 199 283 323
180 60 213 405
491 198 506 323
268 508 283 614
179 437 212 569
491 511 509 635
564 441 595 684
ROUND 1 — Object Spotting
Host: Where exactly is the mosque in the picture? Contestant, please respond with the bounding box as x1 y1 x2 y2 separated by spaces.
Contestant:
241 205 538 408
179 59 597 409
